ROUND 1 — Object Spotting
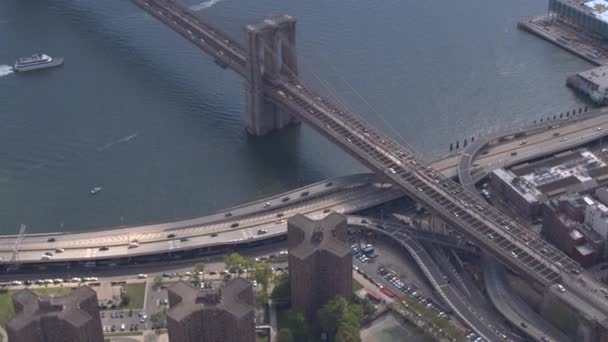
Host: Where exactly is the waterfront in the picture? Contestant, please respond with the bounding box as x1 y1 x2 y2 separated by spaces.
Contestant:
0 0 593 233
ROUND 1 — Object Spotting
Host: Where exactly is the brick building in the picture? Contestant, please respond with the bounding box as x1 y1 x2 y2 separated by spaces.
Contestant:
166 278 255 342
288 213 352 319
7 286 103 342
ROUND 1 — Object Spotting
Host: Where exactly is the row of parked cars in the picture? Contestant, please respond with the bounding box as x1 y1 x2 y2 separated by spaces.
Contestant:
350 239 377 264
6 276 98 287
103 323 140 333
377 266 451 321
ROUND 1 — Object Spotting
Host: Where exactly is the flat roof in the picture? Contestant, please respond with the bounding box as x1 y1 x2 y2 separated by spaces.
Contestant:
577 65 608 89
585 0 608 23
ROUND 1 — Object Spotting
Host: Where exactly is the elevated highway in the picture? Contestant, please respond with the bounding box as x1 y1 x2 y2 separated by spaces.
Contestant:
0 174 402 264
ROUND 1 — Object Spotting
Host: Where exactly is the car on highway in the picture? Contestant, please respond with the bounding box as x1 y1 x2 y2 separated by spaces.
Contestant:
128 241 139 248
99 246 109 251
55 248 65 253
137 274 147 279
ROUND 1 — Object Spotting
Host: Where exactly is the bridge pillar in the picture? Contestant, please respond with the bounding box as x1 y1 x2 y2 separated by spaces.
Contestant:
244 15 300 136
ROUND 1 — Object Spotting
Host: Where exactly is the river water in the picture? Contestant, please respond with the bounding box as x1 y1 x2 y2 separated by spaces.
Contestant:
0 0 592 233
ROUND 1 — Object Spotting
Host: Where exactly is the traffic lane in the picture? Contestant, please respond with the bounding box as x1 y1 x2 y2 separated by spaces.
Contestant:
0 173 379 244
0 239 292 284
6 184 398 254
428 246 521 341
475 115 608 169
4 186 402 263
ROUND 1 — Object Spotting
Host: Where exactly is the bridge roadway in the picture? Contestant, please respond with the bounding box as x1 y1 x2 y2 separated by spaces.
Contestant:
0 174 402 264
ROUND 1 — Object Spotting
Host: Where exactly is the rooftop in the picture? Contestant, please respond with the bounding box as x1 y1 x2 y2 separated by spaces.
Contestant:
585 0 608 23
288 212 350 260
493 149 606 203
8 287 97 332
167 278 254 323
576 65 608 89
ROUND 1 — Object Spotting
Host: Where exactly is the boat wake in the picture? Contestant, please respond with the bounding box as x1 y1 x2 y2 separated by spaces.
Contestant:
0 65 14 78
190 0 226 11
97 131 139 151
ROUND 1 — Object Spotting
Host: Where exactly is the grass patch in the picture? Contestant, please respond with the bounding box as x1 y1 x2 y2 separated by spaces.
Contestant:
124 283 146 309
256 335 270 342
353 279 364 292
0 287 73 327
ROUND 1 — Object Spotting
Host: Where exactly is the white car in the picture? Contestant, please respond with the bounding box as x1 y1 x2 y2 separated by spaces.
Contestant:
137 274 148 279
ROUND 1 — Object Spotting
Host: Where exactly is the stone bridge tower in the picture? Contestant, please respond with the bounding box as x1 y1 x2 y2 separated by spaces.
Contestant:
245 15 300 136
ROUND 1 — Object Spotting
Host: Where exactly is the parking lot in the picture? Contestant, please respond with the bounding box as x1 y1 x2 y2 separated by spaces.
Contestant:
101 308 148 333
348 229 437 301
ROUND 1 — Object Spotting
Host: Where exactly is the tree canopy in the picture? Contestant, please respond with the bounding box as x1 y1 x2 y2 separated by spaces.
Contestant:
253 261 273 291
277 328 294 342
317 296 363 342
224 253 245 274
285 309 309 342
271 272 290 299
193 262 205 274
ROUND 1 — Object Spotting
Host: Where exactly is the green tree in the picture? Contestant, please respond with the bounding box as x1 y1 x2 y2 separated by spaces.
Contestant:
256 289 269 304
121 293 131 307
335 322 360 342
277 328 294 342
153 276 163 288
254 262 273 291
224 253 245 274
271 272 290 299
318 296 364 341
150 311 165 329
318 296 349 336
194 262 205 280
286 309 309 342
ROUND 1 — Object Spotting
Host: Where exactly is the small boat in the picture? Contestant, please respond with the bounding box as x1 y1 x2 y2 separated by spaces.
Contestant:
13 53 63 72
90 186 102 194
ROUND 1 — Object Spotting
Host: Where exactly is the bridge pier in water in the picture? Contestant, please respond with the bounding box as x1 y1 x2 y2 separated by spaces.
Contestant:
245 15 300 136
